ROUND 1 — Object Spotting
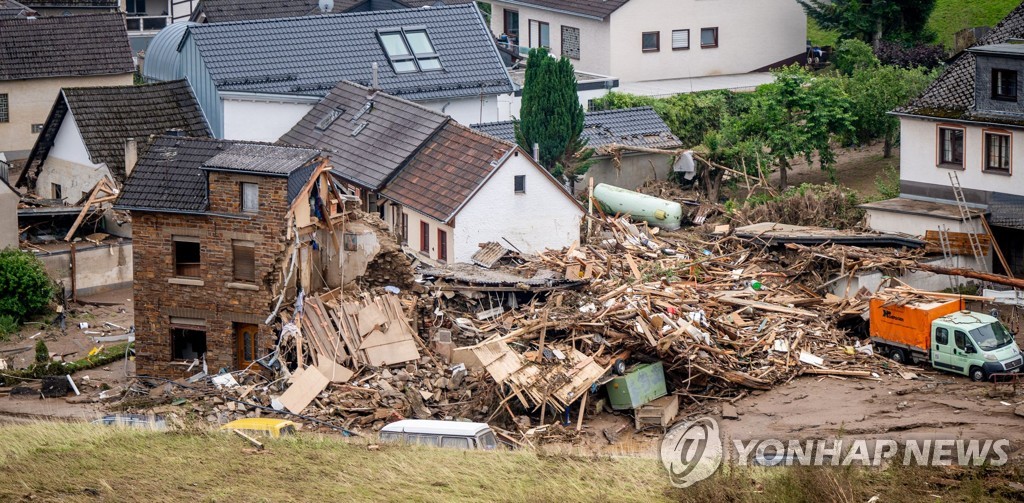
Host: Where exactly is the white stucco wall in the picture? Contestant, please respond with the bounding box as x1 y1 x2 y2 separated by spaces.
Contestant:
221 97 315 142
863 210 982 237
38 241 133 297
608 0 805 81
0 182 17 250
36 110 114 201
489 2 612 76
454 150 582 262
900 117 1024 197
419 95 503 126
403 206 456 263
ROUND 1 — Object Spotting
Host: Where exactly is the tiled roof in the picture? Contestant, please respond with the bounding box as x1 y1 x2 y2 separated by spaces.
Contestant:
279 81 449 190
897 3 1024 123
0 0 34 18
380 121 513 223
115 136 223 213
492 0 629 20
19 80 211 189
191 0 362 23
0 13 134 81
202 143 320 176
185 4 514 101
23 0 117 6
471 107 682 152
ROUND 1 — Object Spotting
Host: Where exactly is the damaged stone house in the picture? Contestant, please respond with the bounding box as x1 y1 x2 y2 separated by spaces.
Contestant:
281 80 584 263
472 106 683 194
863 4 1024 277
114 135 395 377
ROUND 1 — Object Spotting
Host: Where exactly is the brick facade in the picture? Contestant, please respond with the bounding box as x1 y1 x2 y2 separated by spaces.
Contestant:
132 172 290 377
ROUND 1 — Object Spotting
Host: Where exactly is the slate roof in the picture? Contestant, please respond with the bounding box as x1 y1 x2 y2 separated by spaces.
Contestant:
185 3 514 101
115 136 224 213
0 13 134 81
191 0 362 23
116 136 321 213
18 80 212 189
0 0 34 18
491 0 630 20
380 121 514 223
202 143 320 176
279 81 449 190
23 0 117 7
471 107 682 152
896 3 1024 124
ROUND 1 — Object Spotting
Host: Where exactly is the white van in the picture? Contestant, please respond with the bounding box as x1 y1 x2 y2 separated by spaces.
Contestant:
379 420 499 450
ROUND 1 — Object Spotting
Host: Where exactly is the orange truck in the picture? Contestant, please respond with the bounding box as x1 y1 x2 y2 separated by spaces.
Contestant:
869 297 1023 381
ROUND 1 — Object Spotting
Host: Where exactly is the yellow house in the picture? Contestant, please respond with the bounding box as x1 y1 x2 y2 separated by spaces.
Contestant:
0 13 135 159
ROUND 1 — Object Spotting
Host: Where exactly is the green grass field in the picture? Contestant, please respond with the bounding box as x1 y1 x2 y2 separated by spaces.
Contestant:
806 0 1021 48
1 423 1021 502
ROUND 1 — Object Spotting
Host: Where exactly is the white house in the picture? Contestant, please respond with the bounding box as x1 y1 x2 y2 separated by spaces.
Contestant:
482 0 806 84
865 3 1024 276
16 80 210 213
380 121 583 263
141 4 514 141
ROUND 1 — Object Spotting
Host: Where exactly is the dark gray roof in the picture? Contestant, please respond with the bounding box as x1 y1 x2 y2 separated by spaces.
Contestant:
18 80 212 189
191 0 362 23
23 0 117 7
491 0 629 20
471 107 682 151
0 0 34 18
897 3 1024 124
185 3 514 101
0 13 134 81
115 136 224 213
967 42 1024 57
279 80 449 190
202 143 320 176
116 136 321 213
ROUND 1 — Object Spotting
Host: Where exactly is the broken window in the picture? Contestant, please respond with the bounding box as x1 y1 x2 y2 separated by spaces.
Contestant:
232 240 256 282
51 183 62 200
378 28 442 74
514 175 526 193
438 229 448 262
241 182 258 213
173 237 201 278
419 221 430 254
171 323 207 360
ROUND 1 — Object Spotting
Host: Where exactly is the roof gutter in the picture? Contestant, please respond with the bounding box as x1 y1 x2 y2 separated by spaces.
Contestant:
493 0 607 21
891 110 1024 131
218 91 322 104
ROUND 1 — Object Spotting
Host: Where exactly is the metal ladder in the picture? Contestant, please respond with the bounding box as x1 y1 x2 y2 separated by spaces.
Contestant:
936 225 957 290
949 172 988 272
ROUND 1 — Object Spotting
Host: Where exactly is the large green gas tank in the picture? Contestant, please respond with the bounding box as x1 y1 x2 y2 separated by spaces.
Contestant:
593 183 683 230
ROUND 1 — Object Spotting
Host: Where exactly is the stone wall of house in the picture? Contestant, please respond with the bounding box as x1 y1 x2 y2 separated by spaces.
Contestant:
131 173 289 378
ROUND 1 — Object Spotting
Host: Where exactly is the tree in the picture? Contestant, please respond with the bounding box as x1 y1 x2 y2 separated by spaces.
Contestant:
736 66 855 190
845 64 936 157
514 48 592 184
833 39 879 76
797 0 937 48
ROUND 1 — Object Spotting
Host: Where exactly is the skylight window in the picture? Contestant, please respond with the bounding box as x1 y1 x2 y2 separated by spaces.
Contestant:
377 28 442 73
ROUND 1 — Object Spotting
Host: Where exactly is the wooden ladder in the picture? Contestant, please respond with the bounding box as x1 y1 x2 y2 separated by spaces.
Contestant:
948 172 989 272
936 225 957 290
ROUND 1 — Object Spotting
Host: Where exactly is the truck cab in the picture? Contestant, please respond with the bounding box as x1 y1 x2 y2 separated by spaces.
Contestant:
931 312 1023 381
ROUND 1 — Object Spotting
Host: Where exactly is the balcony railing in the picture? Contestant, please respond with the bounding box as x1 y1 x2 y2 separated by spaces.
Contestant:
125 15 169 33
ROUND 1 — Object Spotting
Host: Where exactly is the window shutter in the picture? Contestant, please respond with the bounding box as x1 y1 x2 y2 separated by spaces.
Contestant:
672 30 689 49
233 242 256 282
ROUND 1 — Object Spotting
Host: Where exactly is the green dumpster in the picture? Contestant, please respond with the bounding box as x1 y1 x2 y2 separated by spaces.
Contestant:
606 362 667 410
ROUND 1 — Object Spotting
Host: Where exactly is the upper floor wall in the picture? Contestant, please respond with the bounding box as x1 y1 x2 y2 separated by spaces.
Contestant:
489 2 612 75
974 53 1024 116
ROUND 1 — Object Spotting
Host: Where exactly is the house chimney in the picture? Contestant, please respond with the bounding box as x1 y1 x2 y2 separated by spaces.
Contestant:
532 142 540 161
125 138 138 177
371 62 379 89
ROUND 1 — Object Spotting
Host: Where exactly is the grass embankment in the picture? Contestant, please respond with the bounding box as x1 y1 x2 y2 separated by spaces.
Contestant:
2 423 1021 502
807 0 1020 49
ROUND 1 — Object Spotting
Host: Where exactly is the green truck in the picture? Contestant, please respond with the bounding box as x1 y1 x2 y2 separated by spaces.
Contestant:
870 297 1023 381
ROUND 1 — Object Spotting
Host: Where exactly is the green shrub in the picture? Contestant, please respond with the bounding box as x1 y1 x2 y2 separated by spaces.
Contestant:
833 39 879 76
874 164 901 200
35 339 49 364
0 315 17 341
0 249 55 322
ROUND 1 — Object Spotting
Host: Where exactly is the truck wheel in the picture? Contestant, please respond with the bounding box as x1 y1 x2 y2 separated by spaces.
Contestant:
889 348 906 364
970 367 986 382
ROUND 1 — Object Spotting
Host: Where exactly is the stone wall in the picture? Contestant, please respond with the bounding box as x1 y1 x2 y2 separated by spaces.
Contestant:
131 172 289 378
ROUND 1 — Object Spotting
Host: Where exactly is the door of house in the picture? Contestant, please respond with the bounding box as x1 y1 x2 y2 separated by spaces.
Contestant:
235 323 259 369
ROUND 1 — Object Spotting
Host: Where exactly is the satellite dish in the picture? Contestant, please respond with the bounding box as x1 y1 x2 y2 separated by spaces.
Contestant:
319 0 333 13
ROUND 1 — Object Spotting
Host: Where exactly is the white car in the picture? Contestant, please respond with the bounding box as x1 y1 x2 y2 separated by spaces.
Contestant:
379 419 499 450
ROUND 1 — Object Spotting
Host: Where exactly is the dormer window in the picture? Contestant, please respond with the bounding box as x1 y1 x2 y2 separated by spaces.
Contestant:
378 28 442 74
993 69 1018 101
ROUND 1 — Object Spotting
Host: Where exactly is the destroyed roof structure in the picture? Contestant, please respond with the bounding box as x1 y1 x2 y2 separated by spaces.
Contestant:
380 122 515 224
472 107 682 152
0 13 133 81
189 0 476 23
18 80 212 191
279 81 449 191
115 136 320 213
